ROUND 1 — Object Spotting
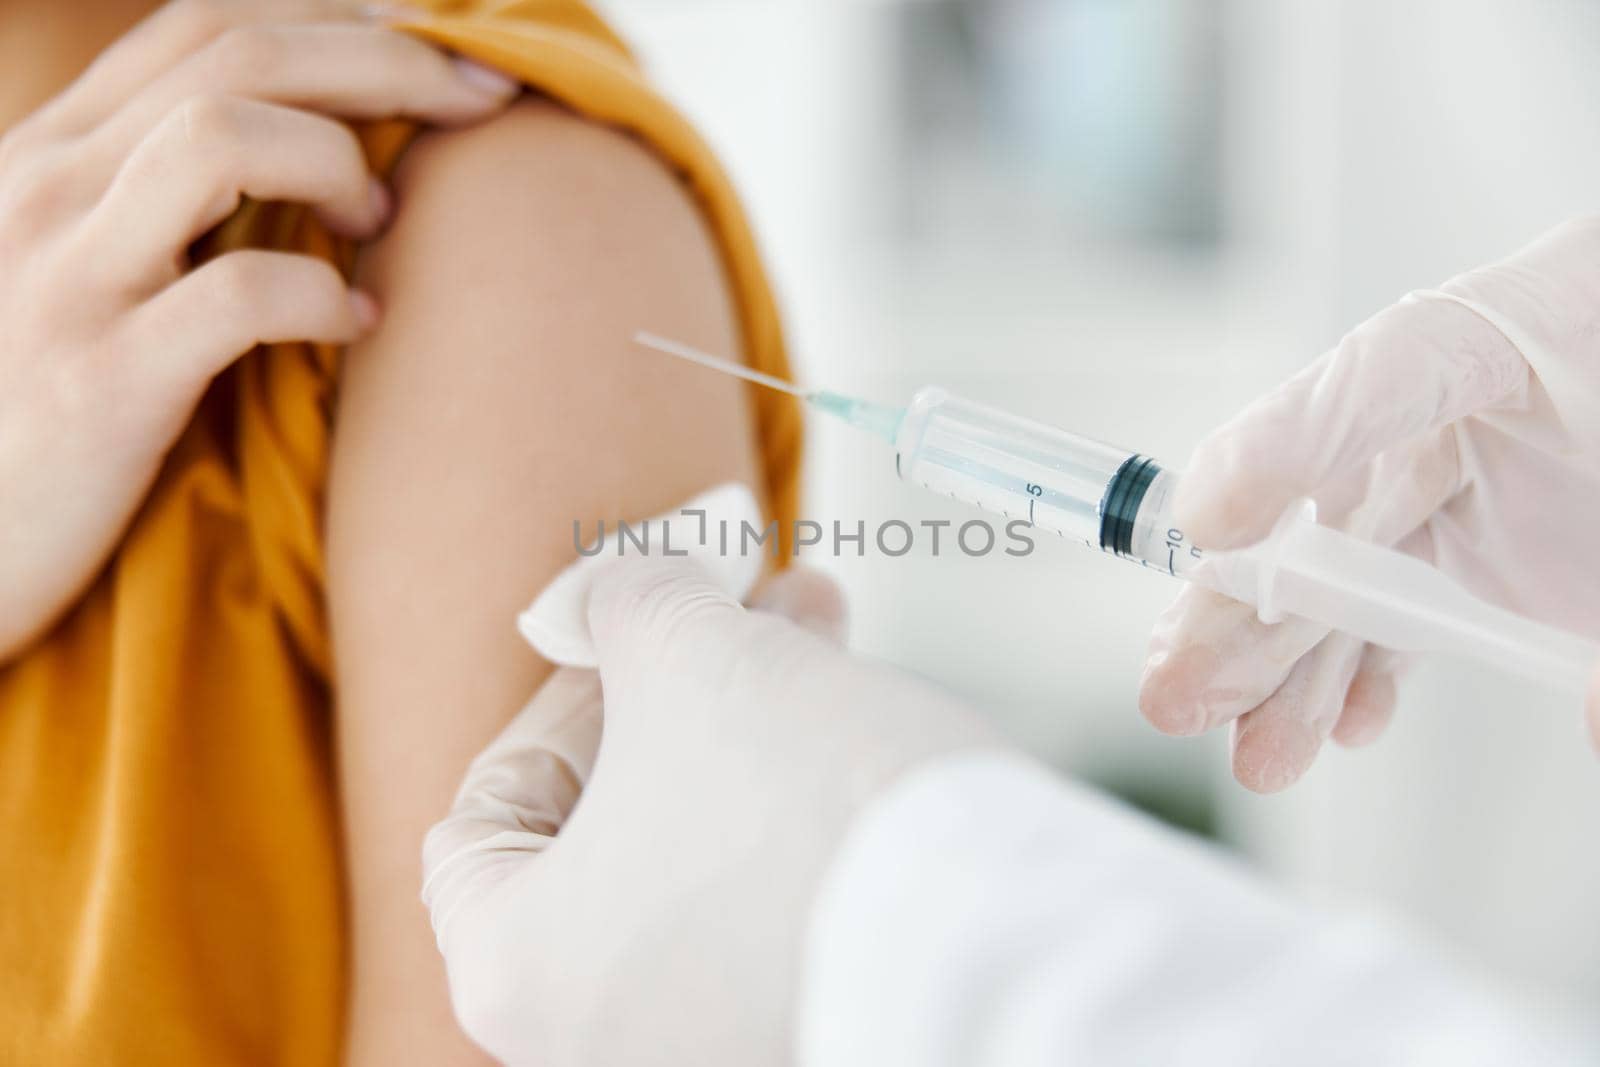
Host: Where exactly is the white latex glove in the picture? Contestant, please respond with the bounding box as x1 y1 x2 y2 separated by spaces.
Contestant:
421 556 997 1066
1138 216 1600 791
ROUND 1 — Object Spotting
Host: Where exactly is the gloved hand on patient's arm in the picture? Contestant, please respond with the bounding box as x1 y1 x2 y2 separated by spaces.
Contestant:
1139 215 1600 791
421 553 1585 1067
420 555 999 1066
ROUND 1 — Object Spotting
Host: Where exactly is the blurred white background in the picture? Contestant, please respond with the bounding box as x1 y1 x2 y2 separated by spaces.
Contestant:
600 0 1600 1013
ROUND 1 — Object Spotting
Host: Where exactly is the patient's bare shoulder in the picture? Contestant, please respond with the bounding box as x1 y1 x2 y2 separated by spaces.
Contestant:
326 96 760 1065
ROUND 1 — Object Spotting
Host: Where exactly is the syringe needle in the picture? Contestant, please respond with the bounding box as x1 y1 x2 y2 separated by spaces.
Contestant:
638 330 905 444
633 331 810 398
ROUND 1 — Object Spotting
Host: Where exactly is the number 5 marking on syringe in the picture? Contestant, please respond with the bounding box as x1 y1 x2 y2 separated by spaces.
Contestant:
1025 482 1042 525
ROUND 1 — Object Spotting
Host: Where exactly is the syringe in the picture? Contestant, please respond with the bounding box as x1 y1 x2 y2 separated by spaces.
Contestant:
636 333 1599 697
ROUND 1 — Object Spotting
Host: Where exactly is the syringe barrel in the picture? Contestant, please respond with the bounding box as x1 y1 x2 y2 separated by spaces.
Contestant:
891 386 1598 697
893 386 1205 578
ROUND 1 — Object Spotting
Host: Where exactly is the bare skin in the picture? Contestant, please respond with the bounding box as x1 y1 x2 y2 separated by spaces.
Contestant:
327 98 761 1063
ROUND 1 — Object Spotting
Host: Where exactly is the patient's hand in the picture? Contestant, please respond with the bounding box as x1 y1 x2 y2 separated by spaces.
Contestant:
326 97 766 1065
0 0 515 662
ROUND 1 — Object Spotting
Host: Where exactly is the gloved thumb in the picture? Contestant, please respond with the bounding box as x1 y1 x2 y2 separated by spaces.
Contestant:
585 555 745 680
421 667 602 952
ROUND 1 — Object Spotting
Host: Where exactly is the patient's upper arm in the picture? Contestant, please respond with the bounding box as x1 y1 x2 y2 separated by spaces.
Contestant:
326 97 762 1065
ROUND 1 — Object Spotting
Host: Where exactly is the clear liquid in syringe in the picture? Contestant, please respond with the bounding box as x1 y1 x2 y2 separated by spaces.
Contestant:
892 388 1204 578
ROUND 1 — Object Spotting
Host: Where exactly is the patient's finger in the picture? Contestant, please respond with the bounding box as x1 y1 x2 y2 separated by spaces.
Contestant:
85 96 385 294
32 0 353 138
94 23 517 160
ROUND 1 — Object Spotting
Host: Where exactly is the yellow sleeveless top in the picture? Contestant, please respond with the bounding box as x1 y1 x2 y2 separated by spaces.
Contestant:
0 2 800 1062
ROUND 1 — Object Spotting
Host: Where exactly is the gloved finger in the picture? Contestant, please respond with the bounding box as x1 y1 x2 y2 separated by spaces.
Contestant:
1330 645 1410 748
421 667 602 949
1586 665 1600 756
749 565 849 644
1139 584 1327 736
1177 295 1526 551
1230 632 1365 793
1141 428 1458 739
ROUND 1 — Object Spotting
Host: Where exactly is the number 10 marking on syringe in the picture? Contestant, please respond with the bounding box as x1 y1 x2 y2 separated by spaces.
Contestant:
1164 526 1201 577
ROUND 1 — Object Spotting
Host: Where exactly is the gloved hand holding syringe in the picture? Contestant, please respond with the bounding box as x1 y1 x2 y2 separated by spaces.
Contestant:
638 312 1599 702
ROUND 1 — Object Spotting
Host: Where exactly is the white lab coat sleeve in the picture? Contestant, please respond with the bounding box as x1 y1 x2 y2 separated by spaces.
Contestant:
796 751 1592 1067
